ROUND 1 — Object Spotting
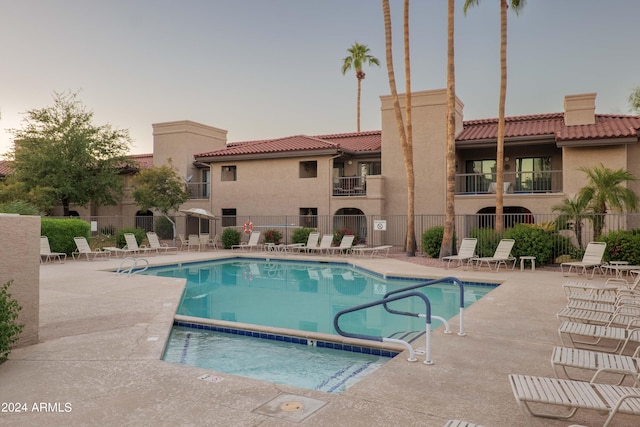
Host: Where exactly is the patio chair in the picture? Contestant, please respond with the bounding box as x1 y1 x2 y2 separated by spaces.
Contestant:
561 241 607 279
231 231 262 251
178 234 188 250
352 245 393 258
442 238 477 269
509 372 640 426
326 234 355 256
308 234 333 255
558 319 640 353
73 237 109 261
187 234 201 251
300 232 320 253
562 275 640 297
40 236 67 264
557 304 640 328
147 232 178 254
551 345 640 385
472 239 516 272
124 233 157 255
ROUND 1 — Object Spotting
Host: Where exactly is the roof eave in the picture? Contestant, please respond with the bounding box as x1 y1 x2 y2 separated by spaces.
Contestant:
557 137 639 148
456 134 556 149
196 148 341 163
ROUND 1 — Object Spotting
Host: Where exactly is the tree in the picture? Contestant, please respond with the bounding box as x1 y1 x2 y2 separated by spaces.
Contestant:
7 91 132 215
440 0 457 258
132 161 190 241
552 194 591 249
629 86 640 113
578 164 638 240
464 0 526 233
382 0 416 256
341 42 380 133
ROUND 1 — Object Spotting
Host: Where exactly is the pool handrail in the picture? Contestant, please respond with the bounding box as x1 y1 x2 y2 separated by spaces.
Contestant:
116 257 150 275
334 291 433 364
382 276 466 337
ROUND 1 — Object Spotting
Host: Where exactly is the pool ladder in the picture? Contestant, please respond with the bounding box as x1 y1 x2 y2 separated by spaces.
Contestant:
333 276 467 365
116 257 149 275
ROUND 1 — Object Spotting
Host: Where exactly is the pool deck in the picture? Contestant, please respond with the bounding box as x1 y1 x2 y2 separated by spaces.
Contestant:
1 249 638 426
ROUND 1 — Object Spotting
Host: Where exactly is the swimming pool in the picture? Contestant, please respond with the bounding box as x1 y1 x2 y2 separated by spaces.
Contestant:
143 258 495 337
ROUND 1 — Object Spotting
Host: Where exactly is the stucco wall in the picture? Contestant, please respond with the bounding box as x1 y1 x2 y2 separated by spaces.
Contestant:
0 214 39 347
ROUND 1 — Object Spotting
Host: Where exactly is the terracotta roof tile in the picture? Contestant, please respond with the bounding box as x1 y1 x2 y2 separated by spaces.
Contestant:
556 114 640 141
314 130 382 152
127 153 154 169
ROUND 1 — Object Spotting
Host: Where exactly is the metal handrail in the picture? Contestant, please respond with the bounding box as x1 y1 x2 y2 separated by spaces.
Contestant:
116 257 150 275
334 291 433 364
383 276 466 337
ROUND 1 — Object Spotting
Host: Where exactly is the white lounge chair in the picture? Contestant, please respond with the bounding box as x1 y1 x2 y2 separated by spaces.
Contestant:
557 304 640 328
327 234 355 255
551 345 640 385
558 320 640 353
352 245 393 258
232 231 261 251
73 237 109 261
300 232 320 253
442 238 477 269
40 236 67 264
147 232 178 254
563 275 640 297
472 239 516 272
124 233 156 255
561 241 607 279
509 373 640 426
308 234 333 255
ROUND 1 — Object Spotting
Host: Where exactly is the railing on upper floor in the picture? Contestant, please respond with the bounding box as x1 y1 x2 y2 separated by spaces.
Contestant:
185 182 210 199
455 170 563 195
333 176 366 196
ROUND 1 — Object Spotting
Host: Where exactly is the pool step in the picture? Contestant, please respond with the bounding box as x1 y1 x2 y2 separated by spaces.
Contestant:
387 330 425 343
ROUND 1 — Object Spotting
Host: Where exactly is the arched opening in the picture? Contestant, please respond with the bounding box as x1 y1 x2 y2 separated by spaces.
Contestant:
333 208 367 244
135 210 154 232
476 206 533 229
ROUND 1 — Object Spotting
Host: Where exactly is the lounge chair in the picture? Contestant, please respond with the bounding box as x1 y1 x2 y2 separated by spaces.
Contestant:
308 234 333 255
300 232 320 253
509 372 640 426
563 275 640 297
558 319 640 353
147 232 178 254
561 241 607 279
472 239 516 272
232 231 262 251
326 234 355 256
442 238 477 269
352 245 393 258
557 304 640 328
124 233 157 255
551 345 640 385
40 236 67 264
444 421 484 427
73 237 109 261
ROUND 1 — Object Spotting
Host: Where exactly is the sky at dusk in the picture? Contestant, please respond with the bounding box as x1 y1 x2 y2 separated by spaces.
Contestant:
1 0 638 155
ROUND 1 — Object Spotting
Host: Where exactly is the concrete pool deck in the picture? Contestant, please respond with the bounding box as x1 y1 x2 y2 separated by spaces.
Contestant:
0 250 638 426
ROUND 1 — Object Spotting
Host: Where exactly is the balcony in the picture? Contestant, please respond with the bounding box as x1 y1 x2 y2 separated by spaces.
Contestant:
333 176 366 196
186 182 210 199
455 170 563 195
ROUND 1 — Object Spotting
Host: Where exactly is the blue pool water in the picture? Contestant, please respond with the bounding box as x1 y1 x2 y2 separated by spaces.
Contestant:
143 258 495 337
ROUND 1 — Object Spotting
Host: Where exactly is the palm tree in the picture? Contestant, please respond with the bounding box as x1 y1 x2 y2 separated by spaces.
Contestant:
578 164 639 239
552 194 591 249
440 0 457 258
629 86 640 113
464 0 526 233
341 43 380 133
382 0 416 255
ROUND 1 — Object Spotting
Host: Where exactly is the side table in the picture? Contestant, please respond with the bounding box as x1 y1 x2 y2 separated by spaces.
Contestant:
520 256 536 272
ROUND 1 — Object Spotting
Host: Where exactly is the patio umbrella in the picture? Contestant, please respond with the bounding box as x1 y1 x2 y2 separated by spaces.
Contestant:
180 208 218 235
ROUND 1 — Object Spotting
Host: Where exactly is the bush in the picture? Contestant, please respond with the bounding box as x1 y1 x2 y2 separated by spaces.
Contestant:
263 229 282 245
0 200 42 215
503 224 554 265
0 280 24 363
333 227 358 245
599 230 640 265
292 227 316 244
41 218 91 255
469 228 503 257
115 227 147 249
221 227 241 249
155 216 175 240
421 226 456 258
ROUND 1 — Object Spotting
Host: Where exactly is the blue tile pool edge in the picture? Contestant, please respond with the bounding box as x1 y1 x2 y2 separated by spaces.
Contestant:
171 319 400 359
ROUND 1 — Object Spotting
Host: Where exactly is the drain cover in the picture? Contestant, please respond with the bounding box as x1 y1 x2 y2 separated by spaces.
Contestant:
281 401 303 412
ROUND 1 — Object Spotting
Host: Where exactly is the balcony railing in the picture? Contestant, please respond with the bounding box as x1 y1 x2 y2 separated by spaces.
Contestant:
186 182 210 199
333 176 366 196
455 170 563 195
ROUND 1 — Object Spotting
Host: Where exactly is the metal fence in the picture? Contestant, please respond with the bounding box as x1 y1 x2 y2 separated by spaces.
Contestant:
54 212 640 260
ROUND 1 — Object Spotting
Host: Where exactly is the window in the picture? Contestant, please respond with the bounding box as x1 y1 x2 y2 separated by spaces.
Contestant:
299 161 317 178
221 166 236 181
221 208 237 227
465 159 496 193
202 169 211 198
358 161 381 176
300 208 318 228
516 157 552 192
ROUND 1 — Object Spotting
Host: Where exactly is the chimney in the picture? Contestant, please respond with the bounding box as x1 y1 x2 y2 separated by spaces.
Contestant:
564 93 596 126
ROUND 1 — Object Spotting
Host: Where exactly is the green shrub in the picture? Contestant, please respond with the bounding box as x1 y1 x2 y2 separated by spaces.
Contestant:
221 227 241 249
155 216 175 240
469 228 503 257
599 230 640 265
333 227 358 245
0 280 24 363
503 224 554 264
41 218 91 254
0 200 42 215
420 226 456 258
292 227 316 244
116 227 147 248
263 229 282 245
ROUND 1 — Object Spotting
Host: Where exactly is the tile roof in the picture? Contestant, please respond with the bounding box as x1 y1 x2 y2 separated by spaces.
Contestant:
458 112 640 143
195 131 382 159
127 153 154 169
